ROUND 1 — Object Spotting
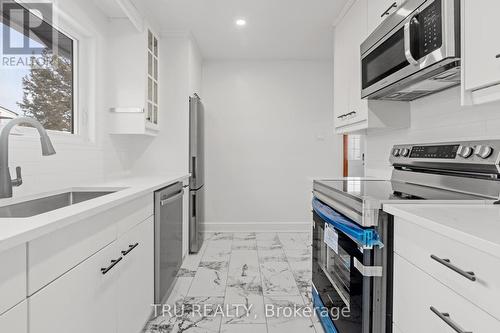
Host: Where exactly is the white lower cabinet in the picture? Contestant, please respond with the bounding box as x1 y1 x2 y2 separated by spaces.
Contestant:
394 254 500 333
29 217 154 333
394 217 500 320
29 241 119 333
0 244 26 315
0 300 27 333
117 217 154 333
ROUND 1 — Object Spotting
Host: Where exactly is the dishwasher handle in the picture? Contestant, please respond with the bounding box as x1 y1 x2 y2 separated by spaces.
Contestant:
160 190 184 206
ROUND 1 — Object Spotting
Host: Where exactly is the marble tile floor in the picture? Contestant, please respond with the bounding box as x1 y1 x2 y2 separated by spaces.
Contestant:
143 232 323 333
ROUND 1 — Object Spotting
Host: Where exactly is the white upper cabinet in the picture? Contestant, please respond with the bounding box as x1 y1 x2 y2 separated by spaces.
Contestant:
367 0 402 34
334 0 409 134
108 20 160 135
462 0 500 104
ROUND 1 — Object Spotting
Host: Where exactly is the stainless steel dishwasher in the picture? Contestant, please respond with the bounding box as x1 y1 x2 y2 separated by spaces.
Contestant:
154 182 183 303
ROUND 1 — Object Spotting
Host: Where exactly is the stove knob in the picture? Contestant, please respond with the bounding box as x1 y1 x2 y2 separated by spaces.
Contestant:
401 148 410 157
457 145 473 158
392 148 401 157
474 145 494 159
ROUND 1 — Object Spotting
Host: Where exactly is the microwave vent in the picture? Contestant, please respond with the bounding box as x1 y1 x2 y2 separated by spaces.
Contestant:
383 91 432 101
433 68 461 82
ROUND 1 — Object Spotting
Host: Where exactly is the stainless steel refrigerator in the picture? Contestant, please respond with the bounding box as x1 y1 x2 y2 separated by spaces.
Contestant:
189 94 205 253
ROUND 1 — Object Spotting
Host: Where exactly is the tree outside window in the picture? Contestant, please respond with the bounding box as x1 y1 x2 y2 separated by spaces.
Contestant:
0 2 75 133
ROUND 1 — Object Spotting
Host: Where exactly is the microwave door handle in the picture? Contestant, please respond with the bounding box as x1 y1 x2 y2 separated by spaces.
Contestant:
404 14 419 66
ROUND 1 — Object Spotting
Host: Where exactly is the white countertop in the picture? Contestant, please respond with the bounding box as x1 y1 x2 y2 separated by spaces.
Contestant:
0 173 189 253
384 204 500 259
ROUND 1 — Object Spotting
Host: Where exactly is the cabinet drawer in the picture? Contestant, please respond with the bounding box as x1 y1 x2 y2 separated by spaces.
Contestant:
29 241 119 333
394 217 500 320
28 194 153 295
0 244 26 315
394 254 500 333
117 217 154 333
0 300 27 333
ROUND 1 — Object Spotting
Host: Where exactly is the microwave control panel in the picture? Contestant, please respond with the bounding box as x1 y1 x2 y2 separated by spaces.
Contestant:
420 0 443 56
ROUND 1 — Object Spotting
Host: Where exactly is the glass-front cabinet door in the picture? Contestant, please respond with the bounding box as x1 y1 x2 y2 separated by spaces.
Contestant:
147 29 159 127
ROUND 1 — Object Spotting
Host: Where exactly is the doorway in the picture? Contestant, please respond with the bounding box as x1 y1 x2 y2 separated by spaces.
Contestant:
343 134 365 177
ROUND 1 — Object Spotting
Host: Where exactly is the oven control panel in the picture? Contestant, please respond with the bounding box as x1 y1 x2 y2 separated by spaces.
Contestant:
390 141 500 166
409 145 459 159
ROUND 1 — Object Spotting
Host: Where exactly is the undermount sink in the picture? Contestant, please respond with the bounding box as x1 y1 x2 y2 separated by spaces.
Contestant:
0 190 120 218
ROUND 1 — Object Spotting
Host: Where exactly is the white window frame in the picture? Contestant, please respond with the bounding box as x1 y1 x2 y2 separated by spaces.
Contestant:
1 0 96 146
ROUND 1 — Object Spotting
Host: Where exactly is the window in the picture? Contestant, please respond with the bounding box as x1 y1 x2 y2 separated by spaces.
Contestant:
0 2 75 133
348 135 363 161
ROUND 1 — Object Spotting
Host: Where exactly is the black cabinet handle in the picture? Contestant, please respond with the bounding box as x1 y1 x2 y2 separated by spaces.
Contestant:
430 307 472 333
430 255 476 281
121 243 139 256
101 257 123 275
381 2 397 17
337 111 357 119
496 54 500 59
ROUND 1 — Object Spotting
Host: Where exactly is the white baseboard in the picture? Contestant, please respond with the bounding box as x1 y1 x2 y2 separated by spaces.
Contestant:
202 222 311 233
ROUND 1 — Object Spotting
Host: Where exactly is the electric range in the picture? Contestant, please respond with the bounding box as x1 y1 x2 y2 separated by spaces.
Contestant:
311 140 500 333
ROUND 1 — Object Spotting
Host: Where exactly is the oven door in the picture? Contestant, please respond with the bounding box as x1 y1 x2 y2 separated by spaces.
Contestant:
361 0 459 99
312 211 375 333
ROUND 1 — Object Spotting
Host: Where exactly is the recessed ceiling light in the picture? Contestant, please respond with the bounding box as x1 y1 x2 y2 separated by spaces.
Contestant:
235 18 247 27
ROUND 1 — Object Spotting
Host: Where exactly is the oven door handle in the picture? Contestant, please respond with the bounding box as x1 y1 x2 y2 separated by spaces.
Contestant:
354 258 383 277
404 12 420 66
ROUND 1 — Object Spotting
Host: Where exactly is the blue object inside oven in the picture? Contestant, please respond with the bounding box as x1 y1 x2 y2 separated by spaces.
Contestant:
312 198 383 249
313 286 338 333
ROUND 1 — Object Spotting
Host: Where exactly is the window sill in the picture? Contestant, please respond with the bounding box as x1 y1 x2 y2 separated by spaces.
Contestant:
0 124 96 147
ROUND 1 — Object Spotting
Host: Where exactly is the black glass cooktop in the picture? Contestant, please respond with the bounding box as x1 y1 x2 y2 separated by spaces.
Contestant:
314 178 487 202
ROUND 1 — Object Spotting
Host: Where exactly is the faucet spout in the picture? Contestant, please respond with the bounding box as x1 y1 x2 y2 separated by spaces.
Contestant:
0 117 56 198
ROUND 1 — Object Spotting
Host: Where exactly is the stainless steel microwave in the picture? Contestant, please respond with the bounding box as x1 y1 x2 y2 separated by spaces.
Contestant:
361 0 461 101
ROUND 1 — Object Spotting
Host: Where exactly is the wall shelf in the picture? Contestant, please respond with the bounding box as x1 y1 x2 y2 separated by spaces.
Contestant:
109 108 158 136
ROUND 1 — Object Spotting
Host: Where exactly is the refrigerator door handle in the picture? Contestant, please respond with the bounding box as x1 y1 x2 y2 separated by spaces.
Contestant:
192 192 197 217
160 190 184 206
191 156 196 180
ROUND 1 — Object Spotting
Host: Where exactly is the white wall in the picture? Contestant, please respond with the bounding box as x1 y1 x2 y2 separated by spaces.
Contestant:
365 87 500 178
202 60 342 231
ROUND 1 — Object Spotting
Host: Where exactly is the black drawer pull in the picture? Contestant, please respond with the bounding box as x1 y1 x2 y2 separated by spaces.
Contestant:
496 54 500 59
121 243 139 256
101 257 122 275
430 306 472 333
430 255 476 281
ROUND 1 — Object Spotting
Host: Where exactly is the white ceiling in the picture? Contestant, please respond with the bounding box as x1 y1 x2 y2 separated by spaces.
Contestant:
130 0 350 60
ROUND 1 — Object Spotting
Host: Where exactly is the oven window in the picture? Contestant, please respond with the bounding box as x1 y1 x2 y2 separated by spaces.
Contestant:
327 247 352 305
362 28 408 89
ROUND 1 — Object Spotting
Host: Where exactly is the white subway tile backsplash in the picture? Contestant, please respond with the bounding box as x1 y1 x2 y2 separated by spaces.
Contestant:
365 87 500 177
